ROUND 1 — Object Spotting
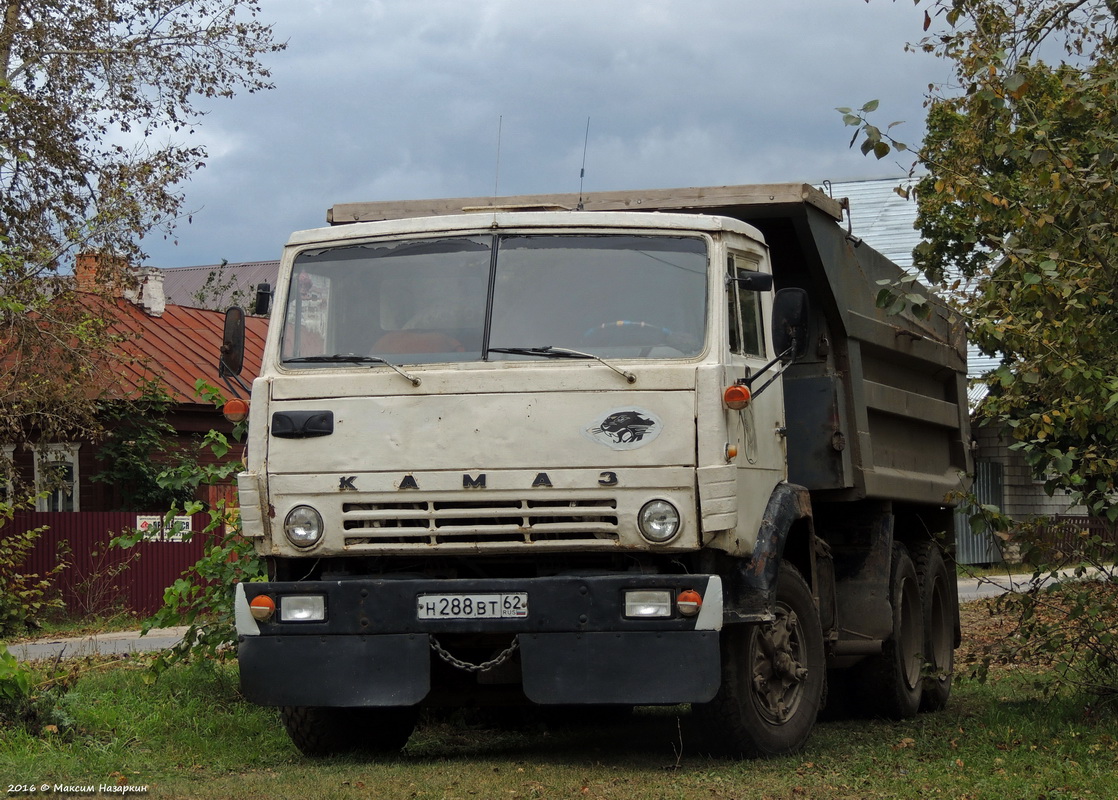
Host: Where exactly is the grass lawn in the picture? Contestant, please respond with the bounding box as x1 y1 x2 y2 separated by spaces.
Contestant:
2 601 1116 800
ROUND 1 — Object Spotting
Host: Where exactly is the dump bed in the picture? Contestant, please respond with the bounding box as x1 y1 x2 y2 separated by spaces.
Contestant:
329 183 971 506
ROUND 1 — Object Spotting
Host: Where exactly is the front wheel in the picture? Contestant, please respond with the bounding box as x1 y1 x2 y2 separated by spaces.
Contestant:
694 562 825 758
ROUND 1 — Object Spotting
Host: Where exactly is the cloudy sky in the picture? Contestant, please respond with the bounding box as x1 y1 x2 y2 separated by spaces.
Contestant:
141 0 952 269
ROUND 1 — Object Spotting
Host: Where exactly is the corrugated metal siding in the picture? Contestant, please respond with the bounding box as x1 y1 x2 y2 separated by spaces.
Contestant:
11 511 213 617
954 460 1005 565
829 178 919 269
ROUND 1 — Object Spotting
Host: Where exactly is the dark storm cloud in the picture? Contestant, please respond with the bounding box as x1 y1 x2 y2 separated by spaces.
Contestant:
144 0 947 268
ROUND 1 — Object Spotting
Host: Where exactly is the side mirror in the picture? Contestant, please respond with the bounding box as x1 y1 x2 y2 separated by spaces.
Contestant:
253 283 273 316
772 288 809 364
732 270 774 292
219 306 246 377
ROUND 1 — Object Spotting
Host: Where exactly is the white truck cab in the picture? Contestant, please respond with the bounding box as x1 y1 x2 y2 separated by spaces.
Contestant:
227 185 968 759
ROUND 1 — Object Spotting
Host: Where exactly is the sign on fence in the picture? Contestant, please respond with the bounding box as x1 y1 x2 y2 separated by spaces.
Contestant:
135 515 194 543
15 511 210 615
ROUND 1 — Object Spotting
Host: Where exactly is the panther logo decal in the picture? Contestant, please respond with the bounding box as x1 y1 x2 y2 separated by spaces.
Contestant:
594 411 656 443
584 408 662 450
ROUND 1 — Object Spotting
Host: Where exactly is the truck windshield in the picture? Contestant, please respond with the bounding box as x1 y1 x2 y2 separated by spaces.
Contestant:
280 233 708 366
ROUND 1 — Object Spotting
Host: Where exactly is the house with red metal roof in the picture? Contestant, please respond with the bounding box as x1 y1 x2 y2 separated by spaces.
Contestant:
5 255 269 513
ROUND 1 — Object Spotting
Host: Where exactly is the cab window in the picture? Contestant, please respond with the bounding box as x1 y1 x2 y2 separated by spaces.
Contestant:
727 253 765 357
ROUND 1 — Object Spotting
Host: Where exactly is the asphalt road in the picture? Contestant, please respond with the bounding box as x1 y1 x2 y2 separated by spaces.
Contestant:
956 573 1026 603
962 566 1111 600
6 626 189 662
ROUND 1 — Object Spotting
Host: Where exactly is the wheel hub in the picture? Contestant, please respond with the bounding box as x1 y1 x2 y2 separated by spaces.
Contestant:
751 610 808 723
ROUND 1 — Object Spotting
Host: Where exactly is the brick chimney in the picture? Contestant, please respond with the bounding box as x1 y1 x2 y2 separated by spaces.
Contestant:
76 252 165 316
74 251 129 295
74 252 106 293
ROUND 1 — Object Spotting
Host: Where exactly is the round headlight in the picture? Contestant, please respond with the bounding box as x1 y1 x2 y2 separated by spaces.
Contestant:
638 500 681 543
284 505 324 548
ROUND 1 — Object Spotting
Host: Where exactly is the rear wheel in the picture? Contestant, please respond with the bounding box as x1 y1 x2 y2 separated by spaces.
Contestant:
280 705 418 756
860 543 924 719
913 540 956 711
694 562 825 758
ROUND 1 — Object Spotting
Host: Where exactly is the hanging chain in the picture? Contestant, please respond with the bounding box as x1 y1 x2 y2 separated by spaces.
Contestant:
429 634 520 674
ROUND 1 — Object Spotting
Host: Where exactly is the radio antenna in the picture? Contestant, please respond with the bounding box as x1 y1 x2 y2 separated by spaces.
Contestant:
577 117 590 210
493 115 503 199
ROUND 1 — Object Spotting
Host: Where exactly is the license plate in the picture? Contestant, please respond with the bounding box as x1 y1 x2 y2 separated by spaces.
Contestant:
417 593 528 620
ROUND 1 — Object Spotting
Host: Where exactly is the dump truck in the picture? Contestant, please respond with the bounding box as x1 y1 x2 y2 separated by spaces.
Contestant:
223 183 970 758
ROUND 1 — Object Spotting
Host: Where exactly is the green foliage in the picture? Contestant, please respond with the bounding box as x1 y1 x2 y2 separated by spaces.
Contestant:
845 0 1118 704
0 642 45 735
0 500 66 636
840 1 1118 517
0 247 122 458
0 2 285 270
131 497 263 680
113 384 262 677
964 504 1118 705
874 271 933 319
0 643 31 707
189 259 253 311
90 381 199 510
0 4 283 464
0 643 76 736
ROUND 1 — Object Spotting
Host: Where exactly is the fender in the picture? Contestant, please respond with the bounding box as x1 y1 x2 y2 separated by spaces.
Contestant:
722 482 835 631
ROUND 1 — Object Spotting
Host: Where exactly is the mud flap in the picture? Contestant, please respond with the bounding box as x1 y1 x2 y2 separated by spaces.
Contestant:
519 631 720 705
239 634 430 706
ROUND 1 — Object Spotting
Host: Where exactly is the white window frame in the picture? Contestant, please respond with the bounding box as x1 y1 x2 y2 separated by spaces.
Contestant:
727 251 766 358
33 443 81 512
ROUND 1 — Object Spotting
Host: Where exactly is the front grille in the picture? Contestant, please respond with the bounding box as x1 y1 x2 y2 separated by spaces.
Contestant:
341 497 619 547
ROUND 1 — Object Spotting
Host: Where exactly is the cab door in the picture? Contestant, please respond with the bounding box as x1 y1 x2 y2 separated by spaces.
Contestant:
725 251 787 531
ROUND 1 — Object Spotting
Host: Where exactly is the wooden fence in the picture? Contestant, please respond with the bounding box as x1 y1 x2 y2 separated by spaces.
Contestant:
7 511 213 617
1032 515 1118 565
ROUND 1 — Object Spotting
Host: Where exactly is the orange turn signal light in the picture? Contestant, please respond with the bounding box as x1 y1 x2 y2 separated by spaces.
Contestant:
249 594 275 621
723 384 751 410
677 589 703 617
224 397 249 423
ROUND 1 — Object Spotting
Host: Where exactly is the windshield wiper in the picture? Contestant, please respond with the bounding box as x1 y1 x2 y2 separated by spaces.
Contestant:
488 346 635 383
487 346 587 359
283 354 421 386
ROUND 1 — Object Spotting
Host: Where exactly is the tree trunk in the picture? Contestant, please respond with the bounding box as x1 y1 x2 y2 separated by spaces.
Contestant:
0 1 22 81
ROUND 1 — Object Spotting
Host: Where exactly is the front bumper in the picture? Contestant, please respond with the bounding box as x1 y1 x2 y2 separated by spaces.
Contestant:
236 574 723 707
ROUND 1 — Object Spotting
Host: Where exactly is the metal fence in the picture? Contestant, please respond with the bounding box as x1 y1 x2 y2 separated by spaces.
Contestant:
8 511 212 617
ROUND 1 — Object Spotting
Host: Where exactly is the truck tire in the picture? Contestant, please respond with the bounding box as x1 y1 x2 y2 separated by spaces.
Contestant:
913 540 955 711
860 543 924 719
694 562 825 758
280 705 418 756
